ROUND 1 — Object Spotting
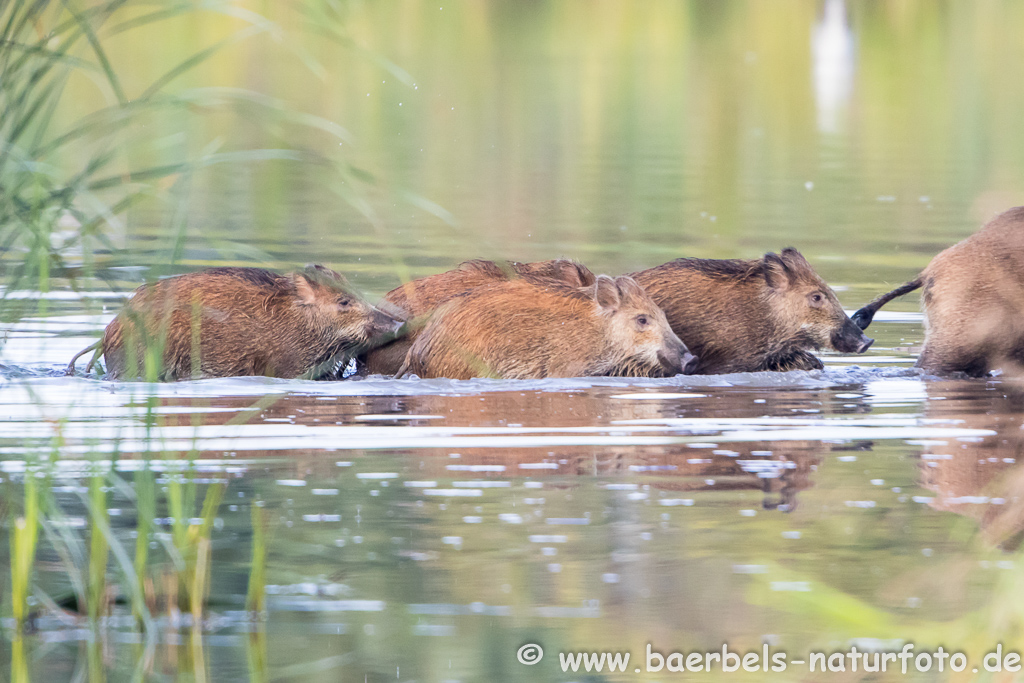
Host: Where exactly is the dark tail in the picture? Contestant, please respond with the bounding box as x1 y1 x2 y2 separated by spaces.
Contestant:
851 277 924 330
65 341 102 376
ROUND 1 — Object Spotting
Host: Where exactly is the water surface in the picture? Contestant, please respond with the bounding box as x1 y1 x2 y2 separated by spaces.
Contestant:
5 1 1024 681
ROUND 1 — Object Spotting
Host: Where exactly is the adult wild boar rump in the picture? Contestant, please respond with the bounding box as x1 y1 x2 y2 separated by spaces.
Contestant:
400 274 697 380
630 248 873 374
66 266 402 380
363 258 596 375
853 206 1024 376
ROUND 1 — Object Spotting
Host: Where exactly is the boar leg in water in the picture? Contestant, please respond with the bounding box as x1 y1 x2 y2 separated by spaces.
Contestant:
769 349 825 372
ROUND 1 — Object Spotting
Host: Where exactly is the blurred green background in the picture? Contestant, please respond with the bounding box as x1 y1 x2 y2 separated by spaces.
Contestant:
10 0 1024 301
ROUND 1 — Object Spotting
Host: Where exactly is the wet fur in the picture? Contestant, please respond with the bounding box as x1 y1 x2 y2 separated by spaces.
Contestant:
914 207 1024 376
402 275 688 380
630 249 871 374
363 258 596 375
852 207 1024 377
80 266 399 380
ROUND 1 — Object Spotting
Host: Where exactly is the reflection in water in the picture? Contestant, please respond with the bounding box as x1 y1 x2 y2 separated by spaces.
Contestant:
4 369 1024 680
7 0 1024 678
812 0 854 134
920 382 1024 549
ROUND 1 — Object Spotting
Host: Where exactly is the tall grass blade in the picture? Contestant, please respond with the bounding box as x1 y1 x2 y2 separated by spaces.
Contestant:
76 479 155 633
40 507 88 616
138 25 263 102
11 632 29 683
10 473 39 631
190 623 208 683
133 466 155 621
87 473 110 621
62 0 129 105
190 482 224 620
246 629 269 683
87 637 105 683
190 536 210 629
246 504 267 615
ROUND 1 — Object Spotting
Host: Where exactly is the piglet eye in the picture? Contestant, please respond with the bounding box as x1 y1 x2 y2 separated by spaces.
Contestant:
337 297 352 308
809 293 824 307
636 314 649 328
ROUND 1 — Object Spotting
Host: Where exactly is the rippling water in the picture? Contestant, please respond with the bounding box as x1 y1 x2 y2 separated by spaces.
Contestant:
6 1 1024 681
5 303 1024 680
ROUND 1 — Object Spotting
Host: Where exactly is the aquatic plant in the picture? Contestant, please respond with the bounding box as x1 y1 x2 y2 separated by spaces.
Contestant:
0 0 416 337
0 0 385 640
133 464 156 619
86 473 108 621
8 474 39 631
247 502 269 616
0 0 206 320
188 481 224 623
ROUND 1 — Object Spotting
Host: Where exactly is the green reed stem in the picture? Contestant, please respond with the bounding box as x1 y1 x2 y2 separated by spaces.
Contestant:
246 629 268 683
88 636 105 683
87 473 109 621
190 535 210 630
77 471 155 634
10 473 39 630
11 631 29 683
246 504 268 615
190 621 208 683
167 469 186 556
133 466 155 623
196 482 224 546
186 482 224 621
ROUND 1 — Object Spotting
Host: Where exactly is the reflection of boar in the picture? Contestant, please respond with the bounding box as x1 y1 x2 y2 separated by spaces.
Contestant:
854 206 1024 376
401 274 697 379
630 249 873 374
918 382 1024 548
66 266 402 380
363 259 596 375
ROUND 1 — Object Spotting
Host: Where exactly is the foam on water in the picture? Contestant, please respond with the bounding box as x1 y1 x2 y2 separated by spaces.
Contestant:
1 363 923 396
0 316 995 464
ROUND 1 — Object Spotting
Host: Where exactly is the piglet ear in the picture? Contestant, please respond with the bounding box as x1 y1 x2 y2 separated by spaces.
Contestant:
552 259 596 287
779 248 811 271
572 262 597 287
594 274 621 311
304 264 345 283
763 252 792 291
293 274 320 305
613 276 647 303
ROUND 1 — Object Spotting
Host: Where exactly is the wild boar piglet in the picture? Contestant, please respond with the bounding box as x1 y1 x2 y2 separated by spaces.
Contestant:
66 265 402 380
400 274 697 380
363 258 595 375
630 248 873 374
